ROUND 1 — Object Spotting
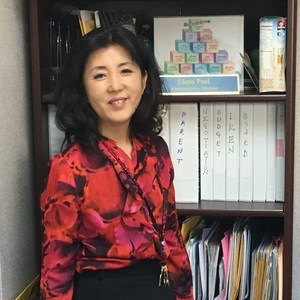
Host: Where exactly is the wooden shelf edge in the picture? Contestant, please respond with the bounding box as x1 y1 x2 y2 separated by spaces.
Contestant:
176 200 284 217
161 92 286 103
42 91 286 105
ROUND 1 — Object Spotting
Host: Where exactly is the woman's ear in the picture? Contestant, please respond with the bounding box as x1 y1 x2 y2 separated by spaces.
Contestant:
142 70 148 91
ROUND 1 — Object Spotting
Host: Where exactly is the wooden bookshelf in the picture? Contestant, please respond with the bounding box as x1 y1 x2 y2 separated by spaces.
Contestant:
28 0 296 298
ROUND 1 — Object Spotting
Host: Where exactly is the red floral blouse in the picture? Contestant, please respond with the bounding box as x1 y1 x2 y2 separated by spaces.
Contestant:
40 134 193 299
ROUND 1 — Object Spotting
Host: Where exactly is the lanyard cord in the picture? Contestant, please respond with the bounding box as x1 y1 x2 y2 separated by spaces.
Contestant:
100 138 170 287
101 139 167 256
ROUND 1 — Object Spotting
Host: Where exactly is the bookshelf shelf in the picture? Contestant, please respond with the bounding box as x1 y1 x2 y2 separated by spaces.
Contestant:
43 91 286 104
161 92 286 103
177 200 284 217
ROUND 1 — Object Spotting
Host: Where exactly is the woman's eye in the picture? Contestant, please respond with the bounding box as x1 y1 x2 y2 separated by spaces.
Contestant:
121 68 133 74
93 73 105 80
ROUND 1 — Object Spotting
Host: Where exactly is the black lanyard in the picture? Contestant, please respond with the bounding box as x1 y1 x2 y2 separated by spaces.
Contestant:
101 139 170 287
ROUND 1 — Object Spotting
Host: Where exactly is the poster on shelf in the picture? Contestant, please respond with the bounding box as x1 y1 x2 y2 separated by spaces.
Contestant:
154 15 244 94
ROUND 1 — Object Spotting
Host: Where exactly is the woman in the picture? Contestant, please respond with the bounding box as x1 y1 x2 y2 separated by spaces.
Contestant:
40 25 193 300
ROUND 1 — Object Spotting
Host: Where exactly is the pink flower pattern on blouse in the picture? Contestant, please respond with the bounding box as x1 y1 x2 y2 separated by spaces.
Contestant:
40 134 193 299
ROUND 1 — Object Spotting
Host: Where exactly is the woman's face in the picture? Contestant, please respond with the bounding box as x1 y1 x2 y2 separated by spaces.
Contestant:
83 44 147 133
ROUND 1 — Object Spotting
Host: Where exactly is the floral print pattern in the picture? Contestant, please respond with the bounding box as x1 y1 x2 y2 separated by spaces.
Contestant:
40 134 193 299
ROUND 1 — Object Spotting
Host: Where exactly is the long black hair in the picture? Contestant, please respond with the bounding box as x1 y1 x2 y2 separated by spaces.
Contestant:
55 25 163 151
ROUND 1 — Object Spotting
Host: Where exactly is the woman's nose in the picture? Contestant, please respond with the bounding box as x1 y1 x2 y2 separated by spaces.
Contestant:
107 74 124 92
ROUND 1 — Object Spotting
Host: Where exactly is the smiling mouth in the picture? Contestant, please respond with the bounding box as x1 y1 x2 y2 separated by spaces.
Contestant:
109 98 127 105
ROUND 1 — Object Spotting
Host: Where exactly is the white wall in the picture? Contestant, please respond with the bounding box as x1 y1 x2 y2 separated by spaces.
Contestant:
0 0 38 299
293 4 300 299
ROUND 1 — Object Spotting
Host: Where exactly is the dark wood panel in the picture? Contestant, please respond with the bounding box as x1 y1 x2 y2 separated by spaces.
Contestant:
29 0 50 195
281 0 296 298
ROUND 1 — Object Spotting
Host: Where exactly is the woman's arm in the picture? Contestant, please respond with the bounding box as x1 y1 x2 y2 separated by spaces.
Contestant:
40 156 81 299
164 184 194 300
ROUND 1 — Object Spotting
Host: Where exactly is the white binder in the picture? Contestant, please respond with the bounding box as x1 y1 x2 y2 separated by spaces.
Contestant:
253 102 268 201
225 103 240 201
200 102 214 200
275 102 285 202
213 102 226 200
266 102 277 202
239 102 253 202
169 103 199 203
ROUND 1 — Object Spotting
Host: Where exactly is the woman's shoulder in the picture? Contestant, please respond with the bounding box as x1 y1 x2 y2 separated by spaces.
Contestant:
50 142 83 166
151 135 170 153
50 141 109 173
137 134 170 159
137 133 168 147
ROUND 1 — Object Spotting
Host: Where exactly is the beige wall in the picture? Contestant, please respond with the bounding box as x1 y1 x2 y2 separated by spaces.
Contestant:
0 0 38 299
293 4 300 299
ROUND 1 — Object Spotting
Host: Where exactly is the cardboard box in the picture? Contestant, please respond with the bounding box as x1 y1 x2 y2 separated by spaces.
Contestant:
259 17 287 93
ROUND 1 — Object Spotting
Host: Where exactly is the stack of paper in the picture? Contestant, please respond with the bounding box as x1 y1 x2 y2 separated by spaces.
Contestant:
184 217 282 300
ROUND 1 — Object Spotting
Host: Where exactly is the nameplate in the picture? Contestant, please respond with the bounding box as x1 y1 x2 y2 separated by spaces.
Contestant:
160 74 240 95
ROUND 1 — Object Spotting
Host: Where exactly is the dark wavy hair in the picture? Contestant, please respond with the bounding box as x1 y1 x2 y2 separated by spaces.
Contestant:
55 25 163 151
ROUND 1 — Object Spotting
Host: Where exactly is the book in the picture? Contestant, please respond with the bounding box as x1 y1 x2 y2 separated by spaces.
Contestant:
200 102 214 200
225 103 240 201
239 102 254 201
169 103 199 203
78 10 96 35
213 102 226 200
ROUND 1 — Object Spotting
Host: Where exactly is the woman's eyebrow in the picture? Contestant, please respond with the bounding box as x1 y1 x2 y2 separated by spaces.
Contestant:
89 61 134 72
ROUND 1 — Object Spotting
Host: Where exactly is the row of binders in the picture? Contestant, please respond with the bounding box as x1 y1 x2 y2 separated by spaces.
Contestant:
182 216 283 300
160 102 285 203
